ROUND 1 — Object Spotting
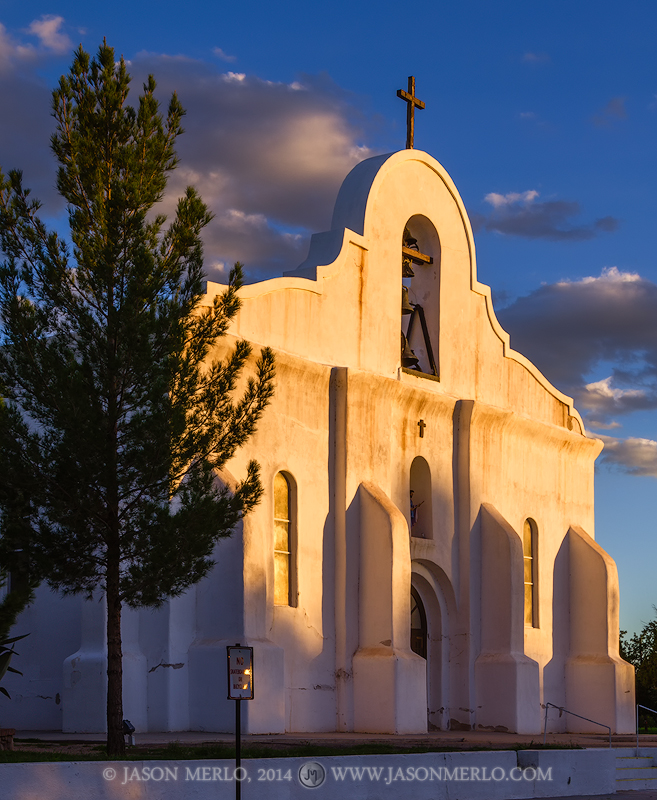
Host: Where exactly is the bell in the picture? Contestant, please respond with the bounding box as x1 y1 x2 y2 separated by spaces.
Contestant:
401 286 414 315
402 227 418 277
405 234 419 251
403 227 419 250
401 332 419 368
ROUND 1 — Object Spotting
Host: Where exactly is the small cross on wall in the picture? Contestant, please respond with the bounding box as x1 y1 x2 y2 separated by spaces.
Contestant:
418 419 426 438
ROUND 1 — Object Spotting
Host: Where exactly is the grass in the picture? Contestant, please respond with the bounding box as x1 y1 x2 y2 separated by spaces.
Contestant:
0 739 583 763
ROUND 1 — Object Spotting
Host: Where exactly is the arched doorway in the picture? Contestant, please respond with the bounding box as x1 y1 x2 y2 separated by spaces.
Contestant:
410 586 427 659
411 566 456 731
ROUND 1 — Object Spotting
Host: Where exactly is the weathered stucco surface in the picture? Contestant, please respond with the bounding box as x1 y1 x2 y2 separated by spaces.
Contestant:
2 149 634 735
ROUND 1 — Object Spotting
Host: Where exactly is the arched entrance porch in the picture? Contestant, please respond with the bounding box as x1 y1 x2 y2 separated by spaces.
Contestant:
411 563 454 730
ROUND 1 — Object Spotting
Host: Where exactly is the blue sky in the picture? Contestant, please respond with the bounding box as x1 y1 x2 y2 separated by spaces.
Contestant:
1 1 656 636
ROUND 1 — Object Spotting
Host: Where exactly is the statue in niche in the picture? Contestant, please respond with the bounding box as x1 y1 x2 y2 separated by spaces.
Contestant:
410 490 424 533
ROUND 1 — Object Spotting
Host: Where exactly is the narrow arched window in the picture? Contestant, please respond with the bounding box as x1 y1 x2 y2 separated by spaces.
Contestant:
523 519 538 627
410 456 433 539
274 472 295 606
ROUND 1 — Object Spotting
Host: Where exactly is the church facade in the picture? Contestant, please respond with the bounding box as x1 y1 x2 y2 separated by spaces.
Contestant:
2 149 635 735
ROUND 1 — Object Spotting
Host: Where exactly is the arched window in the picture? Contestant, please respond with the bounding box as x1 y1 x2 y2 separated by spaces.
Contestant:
523 519 538 627
273 472 296 606
410 456 433 539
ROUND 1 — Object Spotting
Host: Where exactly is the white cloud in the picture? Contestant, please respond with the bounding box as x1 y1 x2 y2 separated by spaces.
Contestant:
484 190 539 208
580 377 647 415
125 57 376 280
0 22 35 72
212 47 236 63
1 46 377 281
583 376 643 401
568 266 641 286
26 15 71 54
497 268 657 425
473 191 618 241
587 419 621 431
0 22 61 209
0 16 72 75
206 261 230 280
498 267 657 427
598 435 657 478
223 209 269 230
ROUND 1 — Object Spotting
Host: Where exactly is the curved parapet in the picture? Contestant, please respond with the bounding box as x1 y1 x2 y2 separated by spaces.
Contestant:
327 149 586 432
204 149 588 434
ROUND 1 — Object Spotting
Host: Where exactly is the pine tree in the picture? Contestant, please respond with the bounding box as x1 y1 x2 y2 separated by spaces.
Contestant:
0 43 274 756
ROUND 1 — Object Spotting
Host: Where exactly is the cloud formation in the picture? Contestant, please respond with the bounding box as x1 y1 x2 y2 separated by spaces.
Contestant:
26 15 72 54
484 190 539 208
212 47 236 63
471 190 619 241
598 435 657 477
593 96 627 127
497 267 657 476
0 19 69 213
0 15 71 73
497 267 657 426
580 377 648 418
124 54 376 281
1 29 378 281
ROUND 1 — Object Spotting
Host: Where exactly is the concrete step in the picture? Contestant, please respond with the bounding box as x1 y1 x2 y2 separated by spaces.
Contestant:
616 761 656 778
616 756 654 764
616 756 657 790
617 778 657 790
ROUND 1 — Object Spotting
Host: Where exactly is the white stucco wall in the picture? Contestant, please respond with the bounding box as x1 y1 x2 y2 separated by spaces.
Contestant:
1 149 634 735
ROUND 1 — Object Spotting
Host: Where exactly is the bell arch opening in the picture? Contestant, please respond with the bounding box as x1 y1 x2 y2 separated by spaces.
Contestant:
400 215 441 378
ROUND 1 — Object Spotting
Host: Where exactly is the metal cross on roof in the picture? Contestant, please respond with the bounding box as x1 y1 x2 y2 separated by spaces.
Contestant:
397 76 425 149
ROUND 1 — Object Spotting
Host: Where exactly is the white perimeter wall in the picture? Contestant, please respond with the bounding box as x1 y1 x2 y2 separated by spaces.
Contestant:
0 748 624 800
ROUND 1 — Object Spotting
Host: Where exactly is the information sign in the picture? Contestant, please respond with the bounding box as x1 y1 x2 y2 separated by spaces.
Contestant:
227 646 254 700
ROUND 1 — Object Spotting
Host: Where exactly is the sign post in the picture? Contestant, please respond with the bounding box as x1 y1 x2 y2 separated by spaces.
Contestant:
227 644 254 800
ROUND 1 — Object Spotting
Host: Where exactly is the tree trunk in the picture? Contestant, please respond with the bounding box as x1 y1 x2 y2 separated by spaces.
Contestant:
106 542 125 757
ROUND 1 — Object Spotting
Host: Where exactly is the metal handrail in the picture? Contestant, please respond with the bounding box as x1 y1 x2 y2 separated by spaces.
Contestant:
636 704 657 756
543 702 612 747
